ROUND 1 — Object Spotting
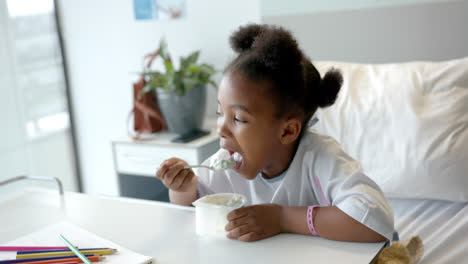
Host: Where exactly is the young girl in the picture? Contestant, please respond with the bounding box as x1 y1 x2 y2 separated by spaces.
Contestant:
156 24 394 243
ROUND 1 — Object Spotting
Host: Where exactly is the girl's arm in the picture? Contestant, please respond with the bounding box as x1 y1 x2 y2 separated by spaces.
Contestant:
225 204 386 242
280 206 386 242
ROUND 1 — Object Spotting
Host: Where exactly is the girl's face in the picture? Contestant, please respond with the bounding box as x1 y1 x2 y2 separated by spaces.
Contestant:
217 71 291 179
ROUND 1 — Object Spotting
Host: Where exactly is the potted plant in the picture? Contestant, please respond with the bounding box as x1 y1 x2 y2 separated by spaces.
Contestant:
142 39 216 136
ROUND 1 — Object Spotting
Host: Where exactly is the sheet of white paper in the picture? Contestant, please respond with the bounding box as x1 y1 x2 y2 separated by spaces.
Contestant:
0 221 154 264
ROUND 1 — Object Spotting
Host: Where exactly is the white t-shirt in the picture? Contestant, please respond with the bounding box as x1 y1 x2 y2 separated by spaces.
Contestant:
195 131 394 240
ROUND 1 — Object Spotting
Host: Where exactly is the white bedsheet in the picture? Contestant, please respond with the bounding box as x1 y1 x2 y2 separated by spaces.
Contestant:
389 198 468 263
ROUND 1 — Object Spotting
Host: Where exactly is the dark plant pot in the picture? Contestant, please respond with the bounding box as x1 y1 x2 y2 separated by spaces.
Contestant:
156 85 206 135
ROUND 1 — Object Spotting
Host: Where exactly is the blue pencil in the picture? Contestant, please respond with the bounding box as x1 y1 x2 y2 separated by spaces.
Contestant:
0 254 96 264
17 247 109 254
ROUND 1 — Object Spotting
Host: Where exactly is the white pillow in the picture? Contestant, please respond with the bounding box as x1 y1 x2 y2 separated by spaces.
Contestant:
313 57 468 202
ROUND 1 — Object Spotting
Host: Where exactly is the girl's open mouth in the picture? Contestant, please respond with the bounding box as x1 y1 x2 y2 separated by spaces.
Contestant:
229 151 243 169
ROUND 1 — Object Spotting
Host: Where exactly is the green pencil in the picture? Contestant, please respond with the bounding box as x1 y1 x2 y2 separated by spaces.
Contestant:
59 234 93 264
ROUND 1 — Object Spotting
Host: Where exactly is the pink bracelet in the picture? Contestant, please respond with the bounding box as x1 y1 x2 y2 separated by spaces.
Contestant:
307 205 319 236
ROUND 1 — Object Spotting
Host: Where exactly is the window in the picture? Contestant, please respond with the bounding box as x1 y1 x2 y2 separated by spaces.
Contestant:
6 0 69 139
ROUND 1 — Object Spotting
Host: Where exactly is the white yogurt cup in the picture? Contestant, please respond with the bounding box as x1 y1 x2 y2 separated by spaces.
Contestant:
192 193 246 237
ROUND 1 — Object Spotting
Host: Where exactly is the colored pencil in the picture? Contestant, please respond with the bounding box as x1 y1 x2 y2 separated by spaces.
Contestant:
16 249 116 259
19 262 78 264
13 255 103 264
58 235 92 264
0 248 70 252
18 261 79 264
0 255 95 264
17 248 110 255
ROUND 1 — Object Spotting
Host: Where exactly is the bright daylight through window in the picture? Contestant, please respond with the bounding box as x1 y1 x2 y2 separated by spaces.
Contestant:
6 0 69 138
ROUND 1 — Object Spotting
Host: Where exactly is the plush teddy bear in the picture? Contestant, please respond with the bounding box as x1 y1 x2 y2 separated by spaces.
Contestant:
375 236 424 264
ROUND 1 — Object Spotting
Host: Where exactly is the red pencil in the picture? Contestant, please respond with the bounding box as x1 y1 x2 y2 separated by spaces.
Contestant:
0 247 71 252
18 262 78 264
21 262 78 264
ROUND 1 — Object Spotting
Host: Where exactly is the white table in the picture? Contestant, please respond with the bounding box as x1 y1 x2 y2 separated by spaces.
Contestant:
0 189 385 264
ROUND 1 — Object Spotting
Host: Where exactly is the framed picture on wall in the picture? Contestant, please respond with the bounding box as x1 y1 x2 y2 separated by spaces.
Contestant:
133 0 186 21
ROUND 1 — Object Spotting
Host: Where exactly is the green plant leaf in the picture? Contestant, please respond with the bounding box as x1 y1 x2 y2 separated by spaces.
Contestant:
187 64 201 74
185 51 200 66
179 51 198 72
143 39 216 96
158 38 170 61
199 63 215 74
182 78 197 92
179 57 188 72
164 60 174 73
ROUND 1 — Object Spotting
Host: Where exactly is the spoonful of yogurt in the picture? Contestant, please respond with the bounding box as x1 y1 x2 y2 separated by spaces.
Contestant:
184 149 242 171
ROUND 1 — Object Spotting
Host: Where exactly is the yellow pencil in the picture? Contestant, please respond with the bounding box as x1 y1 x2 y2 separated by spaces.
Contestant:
16 248 117 259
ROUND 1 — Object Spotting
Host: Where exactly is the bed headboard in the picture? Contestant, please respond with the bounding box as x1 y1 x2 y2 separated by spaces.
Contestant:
262 1 468 63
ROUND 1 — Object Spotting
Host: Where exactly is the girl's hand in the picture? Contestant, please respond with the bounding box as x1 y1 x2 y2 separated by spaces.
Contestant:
225 204 282 242
156 158 196 192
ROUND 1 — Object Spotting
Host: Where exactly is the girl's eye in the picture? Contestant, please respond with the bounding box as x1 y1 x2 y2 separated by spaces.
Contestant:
216 111 223 116
234 117 247 123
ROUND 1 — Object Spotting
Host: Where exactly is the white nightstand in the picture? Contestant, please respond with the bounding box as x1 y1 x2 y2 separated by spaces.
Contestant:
112 120 219 201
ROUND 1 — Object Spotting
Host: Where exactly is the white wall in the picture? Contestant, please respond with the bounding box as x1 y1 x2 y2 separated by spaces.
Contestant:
57 0 261 196
261 0 460 16
262 1 468 63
